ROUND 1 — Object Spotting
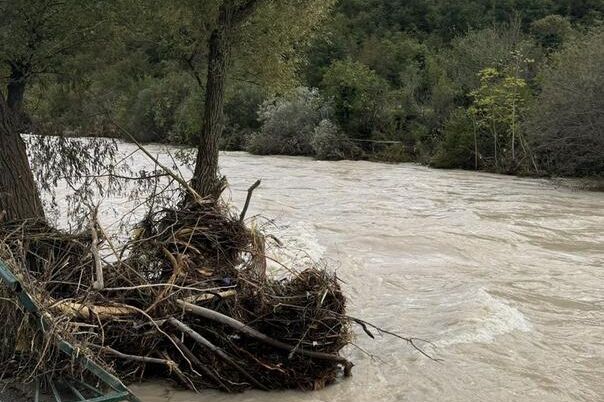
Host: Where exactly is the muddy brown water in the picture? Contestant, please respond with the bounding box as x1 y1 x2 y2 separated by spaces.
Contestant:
48 144 603 402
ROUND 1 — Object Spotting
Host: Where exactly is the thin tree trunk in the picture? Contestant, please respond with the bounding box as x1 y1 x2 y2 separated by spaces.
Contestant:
191 5 235 198
0 95 45 222
472 116 479 170
511 96 516 163
491 113 498 172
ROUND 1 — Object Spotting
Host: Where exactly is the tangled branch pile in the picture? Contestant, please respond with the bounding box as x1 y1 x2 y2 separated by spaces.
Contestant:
0 195 352 392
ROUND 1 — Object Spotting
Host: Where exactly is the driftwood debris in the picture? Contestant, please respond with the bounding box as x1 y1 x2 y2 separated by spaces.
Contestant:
0 193 353 392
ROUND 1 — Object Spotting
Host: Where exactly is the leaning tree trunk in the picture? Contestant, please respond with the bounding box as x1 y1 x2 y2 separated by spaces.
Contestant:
0 95 45 222
191 6 235 199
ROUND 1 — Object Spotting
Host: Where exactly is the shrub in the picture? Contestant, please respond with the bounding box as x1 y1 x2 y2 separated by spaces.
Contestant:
530 15 573 50
468 66 532 173
221 85 266 150
431 109 477 169
321 59 390 139
311 119 361 160
246 87 329 156
373 143 414 163
526 27 604 176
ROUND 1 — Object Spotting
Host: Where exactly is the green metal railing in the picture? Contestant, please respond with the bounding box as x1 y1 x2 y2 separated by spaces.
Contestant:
0 259 141 402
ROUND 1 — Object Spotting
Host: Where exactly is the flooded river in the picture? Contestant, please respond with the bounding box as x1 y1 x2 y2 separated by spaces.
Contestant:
57 145 604 401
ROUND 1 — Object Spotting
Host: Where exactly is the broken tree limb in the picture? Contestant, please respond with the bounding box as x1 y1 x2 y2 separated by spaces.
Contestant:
239 180 261 222
46 291 237 320
102 347 176 369
49 300 138 319
175 299 351 366
169 334 231 392
90 208 104 291
181 289 237 304
167 317 269 390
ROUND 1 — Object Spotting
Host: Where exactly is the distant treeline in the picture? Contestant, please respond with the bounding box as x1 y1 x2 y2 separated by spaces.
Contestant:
25 0 604 177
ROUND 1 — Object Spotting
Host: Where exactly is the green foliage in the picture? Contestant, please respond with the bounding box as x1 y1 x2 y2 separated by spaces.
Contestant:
321 60 389 138
11 0 604 179
330 0 603 41
372 143 414 163
221 84 267 150
121 73 201 143
0 1 110 71
531 15 574 49
527 26 604 176
246 87 328 156
445 23 541 94
311 119 361 160
135 0 336 94
431 109 476 169
469 63 532 172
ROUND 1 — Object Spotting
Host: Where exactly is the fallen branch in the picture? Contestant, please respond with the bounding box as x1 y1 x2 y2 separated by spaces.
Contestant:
346 315 442 362
102 347 176 369
239 180 261 222
169 334 231 392
182 289 237 304
49 300 137 319
90 208 104 291
167 317 269 390
176 300 351 367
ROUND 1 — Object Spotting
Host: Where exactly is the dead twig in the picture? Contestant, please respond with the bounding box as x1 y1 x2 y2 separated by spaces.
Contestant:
239 180 261 222
167 317 269 391
176 300 352 366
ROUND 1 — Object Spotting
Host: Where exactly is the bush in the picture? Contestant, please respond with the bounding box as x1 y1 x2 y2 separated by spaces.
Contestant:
431 109 477 169
321 60 390 139
221 85 266 150
526 27 604 176
246 87 329 156
311 119 361 160
530 15 573 50
373 143 414 163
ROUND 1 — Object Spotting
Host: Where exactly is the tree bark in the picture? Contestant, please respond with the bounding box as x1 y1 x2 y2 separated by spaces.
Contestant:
191 5 235 198
7 66 26 112
191 1 264 198
0 95 45 222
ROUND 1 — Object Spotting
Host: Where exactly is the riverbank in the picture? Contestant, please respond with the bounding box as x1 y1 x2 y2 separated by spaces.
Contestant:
551 177 604 192
122 135 604 190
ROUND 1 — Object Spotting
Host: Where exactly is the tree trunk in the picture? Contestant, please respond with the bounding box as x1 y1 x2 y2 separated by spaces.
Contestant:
0 96 45 222
7 66 26 112
191 5 235 198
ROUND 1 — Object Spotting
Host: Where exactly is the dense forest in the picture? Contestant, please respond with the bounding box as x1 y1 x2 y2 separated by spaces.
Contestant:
5 0 604 177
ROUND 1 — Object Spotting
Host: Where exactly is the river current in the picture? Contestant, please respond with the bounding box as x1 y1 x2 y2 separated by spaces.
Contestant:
53 144 604 402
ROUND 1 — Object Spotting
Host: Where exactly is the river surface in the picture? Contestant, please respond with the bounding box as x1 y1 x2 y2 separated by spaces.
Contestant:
54 144 604 402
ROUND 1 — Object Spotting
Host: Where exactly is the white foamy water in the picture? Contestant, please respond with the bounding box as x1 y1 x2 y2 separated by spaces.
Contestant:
434 288 532 347
48 143 604 402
